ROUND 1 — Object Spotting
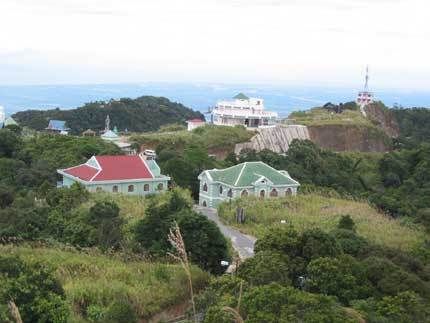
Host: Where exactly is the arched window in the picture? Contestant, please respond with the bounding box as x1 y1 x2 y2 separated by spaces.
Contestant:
286 188 292 196
128 185 134 192
241 190 248 197
112 185 118 193
203 183 208 192
227 189 233 198
96 187 102 193
144 184 150 191
157 183 164 191
270 188 278 197
259 190 265 198
202 200 207 207
219 186 223 195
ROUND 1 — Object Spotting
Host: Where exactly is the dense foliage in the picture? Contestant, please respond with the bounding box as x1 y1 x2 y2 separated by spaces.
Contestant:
198 217 430 322
12 96 204 134
393 107 430 148
0 256 69 323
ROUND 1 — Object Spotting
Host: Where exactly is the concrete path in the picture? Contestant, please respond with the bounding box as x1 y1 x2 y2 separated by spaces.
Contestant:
194 206 256 260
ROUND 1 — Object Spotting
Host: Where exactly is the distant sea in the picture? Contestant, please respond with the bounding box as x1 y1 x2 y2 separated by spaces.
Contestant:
0 83 429 118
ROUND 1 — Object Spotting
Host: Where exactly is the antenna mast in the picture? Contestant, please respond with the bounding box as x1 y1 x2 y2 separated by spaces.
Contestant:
364 65 369 91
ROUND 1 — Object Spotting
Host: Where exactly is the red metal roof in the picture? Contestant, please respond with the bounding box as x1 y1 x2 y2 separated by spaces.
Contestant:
188 119 205 123
63 164 99 181
63 156 154 182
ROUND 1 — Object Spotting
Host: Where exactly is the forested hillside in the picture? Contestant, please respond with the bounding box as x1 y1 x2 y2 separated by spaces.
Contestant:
12 96 204 134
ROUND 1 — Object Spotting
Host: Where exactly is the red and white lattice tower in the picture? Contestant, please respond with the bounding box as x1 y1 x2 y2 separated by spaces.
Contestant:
356 66 374 116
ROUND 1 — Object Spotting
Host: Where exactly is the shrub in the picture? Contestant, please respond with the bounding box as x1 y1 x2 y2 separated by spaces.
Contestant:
338 215 356 232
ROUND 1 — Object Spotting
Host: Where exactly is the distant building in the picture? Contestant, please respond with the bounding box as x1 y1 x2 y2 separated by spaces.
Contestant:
4 117 18 127
0 106 18 129
187 118 205 131
46 120 70 135
0 106 5 125
198 161 300 208
101 130 119 141
212 93 278 129
82 129 96 137
100 115 135 155
57 155 170 195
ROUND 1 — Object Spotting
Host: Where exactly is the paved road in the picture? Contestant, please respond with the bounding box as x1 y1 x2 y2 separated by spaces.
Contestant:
194 206 256 259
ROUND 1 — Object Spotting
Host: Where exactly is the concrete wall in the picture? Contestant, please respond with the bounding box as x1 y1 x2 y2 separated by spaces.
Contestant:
62 177 169 195
235 125 310 154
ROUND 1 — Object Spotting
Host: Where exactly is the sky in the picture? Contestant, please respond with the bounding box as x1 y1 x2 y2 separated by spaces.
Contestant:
0 0 429 89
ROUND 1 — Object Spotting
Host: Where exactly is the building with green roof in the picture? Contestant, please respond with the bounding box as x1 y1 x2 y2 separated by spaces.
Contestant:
198 161 300 208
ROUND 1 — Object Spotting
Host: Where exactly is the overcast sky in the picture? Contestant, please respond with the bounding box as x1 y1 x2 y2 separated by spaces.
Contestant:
1 0 429 89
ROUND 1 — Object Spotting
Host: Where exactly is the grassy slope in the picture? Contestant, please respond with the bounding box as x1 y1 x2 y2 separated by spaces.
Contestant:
130 124 254 151
0 244 209 322
218 194 426 252
287 108 374 127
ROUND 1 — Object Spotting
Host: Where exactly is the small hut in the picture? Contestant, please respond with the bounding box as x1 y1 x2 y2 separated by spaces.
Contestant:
82 129 96 137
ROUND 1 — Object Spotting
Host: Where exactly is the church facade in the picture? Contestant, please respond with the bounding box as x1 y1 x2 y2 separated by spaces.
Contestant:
198 161 300 208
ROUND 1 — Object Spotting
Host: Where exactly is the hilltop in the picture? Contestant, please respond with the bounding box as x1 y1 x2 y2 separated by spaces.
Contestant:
12 96 204 134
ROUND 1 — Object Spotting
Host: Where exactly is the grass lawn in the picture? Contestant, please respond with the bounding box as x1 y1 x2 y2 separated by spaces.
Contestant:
218 194 427 252
0 244 210 322
287 108 374 127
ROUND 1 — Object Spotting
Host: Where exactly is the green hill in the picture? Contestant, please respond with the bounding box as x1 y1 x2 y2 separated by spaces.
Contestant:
218 194 427 252
12 96 204 134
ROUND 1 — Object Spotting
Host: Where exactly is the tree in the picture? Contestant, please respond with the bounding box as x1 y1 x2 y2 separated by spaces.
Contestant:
87 200 124 250
306 255 373 305
330 229 368 257
300 228 342 262
238 251 292 286
177 211 229 274
135 190 228 273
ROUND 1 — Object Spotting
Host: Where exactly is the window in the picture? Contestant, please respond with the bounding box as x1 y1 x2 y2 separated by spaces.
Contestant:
157 183 164 191
96 187 102 193
144 184 150 191
227 189 233 198
219 186 223 195
203 183 208 192
202 200 207 207
112 185 118 193
128 185 134 192
286 188 292 196
270 188 278 197
259 190 265 198
241 190 248 197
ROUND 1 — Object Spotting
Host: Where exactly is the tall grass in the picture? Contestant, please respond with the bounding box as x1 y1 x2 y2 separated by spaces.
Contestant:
0 244 210 322
218 194 427 252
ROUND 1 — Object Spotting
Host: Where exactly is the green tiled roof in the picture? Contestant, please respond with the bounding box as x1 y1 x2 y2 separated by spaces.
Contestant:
234 93 249 100
207 162 298 187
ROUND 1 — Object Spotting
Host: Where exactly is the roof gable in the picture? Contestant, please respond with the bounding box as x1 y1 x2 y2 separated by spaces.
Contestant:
48 120 67 130
234 93 249 100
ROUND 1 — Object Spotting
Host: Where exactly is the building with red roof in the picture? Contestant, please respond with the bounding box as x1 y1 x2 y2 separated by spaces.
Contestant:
57 155 170 195
187 118 205 131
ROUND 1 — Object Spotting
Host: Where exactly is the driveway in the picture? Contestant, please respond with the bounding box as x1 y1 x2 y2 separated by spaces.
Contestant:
194 206 256 260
